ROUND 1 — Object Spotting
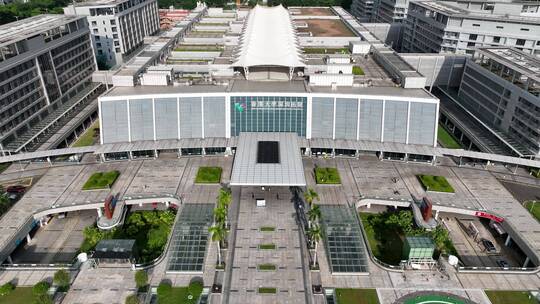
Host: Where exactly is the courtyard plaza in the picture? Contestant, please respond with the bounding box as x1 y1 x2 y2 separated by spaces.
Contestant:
0 155 539 303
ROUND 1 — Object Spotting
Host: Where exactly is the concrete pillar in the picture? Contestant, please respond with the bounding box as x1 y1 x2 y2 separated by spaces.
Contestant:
431 155 437 166
26 234 31 243
523 257 530 268
6 255 13 265
435 210 440 220
128 151 133 160
505 234 512 246
154 149 158 159
165 202 170 207
47 156 52 166
97 208 103 218
367 202 371 209
305 148 311 157
404 153 408 162
225 147 232 156
139 202 143 207
468 141 473 150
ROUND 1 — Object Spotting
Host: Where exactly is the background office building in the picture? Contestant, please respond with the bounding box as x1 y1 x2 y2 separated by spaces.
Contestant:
402 1 540 56
374 0 409 23
351 0 379 22
0 15 98 153
64 0 160 67
455 47 540 156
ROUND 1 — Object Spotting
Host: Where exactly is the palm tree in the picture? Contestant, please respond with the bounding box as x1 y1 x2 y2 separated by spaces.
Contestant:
304 188 319 206
307 204 321 228
218 187 232 209
209 223 226 266
213 206 227 225
307 225 322 268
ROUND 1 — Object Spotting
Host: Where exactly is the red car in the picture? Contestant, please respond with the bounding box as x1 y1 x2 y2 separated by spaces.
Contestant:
6 185 26 193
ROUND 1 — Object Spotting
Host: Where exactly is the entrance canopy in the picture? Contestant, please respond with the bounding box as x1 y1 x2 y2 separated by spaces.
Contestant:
230 132 306 186
233 5 305 69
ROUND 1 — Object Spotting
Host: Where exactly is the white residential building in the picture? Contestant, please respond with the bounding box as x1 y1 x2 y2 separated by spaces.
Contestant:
64 0 160 67
402 1 540 56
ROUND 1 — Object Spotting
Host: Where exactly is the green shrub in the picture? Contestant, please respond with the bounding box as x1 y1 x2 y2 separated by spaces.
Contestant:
258 287 277 294
134 270 148 290
195 167 222 183
32 281 50 296
82 171 120 190
53 269 70 289
315 167 341 184
157 282 172 298
352 66 364 75
259 243 276 250
125 294 140 304
188 281 203 298
0 282 14 296
33 294 53 304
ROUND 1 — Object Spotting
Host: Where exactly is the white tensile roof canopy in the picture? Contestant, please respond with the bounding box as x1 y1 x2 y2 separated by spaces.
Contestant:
234 5 305 69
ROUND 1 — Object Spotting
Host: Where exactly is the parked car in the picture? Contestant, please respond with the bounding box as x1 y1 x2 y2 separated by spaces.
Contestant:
496 259 510 268
6 185 26 193
480 238 497 253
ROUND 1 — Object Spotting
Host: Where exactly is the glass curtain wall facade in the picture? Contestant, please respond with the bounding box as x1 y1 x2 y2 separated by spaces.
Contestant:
230 96 307 137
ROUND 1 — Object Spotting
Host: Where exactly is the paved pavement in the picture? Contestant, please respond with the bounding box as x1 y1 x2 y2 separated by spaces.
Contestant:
226 186 309 304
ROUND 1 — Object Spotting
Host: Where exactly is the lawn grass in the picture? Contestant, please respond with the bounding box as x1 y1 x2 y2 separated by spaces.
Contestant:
315 167 341 184
195 167 222 184
335 288 380 304
403 294 468 304
260 226 275 232
82 170 120 190
485 290 538 304
417 174 455 193
352 66 365 75
359 213 404 265
0 287 35 304
524 201 540 222
259 243 276 250
258 287 277 294
158 287 201 304
258 264 276 271
437 125 462 149
72 120 99 147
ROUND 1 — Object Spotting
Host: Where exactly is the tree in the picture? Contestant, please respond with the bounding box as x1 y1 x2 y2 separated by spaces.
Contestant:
125 294 140 304
304 188 319 206
53 269 70 290
33 294 53 304
0 282 14 296
32 281 50 296
213 206 227 225
307 204 321 228
147 224 169 251
307 225 322 268
217 187 232 209
188 280 203 299
134 270 148 290
209 223 226 266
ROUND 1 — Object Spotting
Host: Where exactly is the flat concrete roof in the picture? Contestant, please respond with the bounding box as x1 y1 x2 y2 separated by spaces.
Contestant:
101 80 437 100
0 15 83 47
230 132 306 186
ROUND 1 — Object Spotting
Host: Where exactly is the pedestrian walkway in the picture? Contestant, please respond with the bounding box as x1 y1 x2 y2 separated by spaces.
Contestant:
226 187 308 304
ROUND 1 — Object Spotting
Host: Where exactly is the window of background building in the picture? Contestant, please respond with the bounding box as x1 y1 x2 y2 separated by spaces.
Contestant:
91 21 97 26
110 20 116 25
469 34 477 40
493 36 500 43
517 39 526 46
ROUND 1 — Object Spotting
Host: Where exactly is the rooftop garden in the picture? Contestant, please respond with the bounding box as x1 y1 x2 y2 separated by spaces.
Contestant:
157 281 202 304
524 201 540 222
417 175 455 193
315 167 341 184
485 290 538 304
195 166 222 184
352 66 365 75
72 120 100 147
81 209 176 263
437 125 462 149
82 170 120 190
303 47 350 54
359 210 456 265
335 288 380 304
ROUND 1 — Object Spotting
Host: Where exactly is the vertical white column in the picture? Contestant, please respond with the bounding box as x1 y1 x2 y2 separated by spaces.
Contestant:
201 97 205 139
332 98 336 140
152 98 157 141
405 101 411 144
356 98 361 141
434 101 440 147
35 57 51 105
177 97 181 139
225 95 231 138
306 96 312 139
126 99 131 142
380 100 386 142
98 98 104 144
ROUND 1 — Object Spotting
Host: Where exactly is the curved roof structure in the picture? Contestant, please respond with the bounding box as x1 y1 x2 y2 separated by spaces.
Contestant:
233 5 305 68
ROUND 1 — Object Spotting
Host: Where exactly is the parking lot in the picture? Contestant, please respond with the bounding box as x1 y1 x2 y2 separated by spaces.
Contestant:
11 210 96 264
442 214 522 268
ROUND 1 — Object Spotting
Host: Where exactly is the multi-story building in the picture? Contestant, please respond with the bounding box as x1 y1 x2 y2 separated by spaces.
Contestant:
454 47 540 156
0 15 98 152
64 0 160 67
374 0 409 23
351 0 379 22
402 1 540 56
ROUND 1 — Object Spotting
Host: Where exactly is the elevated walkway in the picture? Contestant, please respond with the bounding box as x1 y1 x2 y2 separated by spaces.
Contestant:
96 200 127 230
